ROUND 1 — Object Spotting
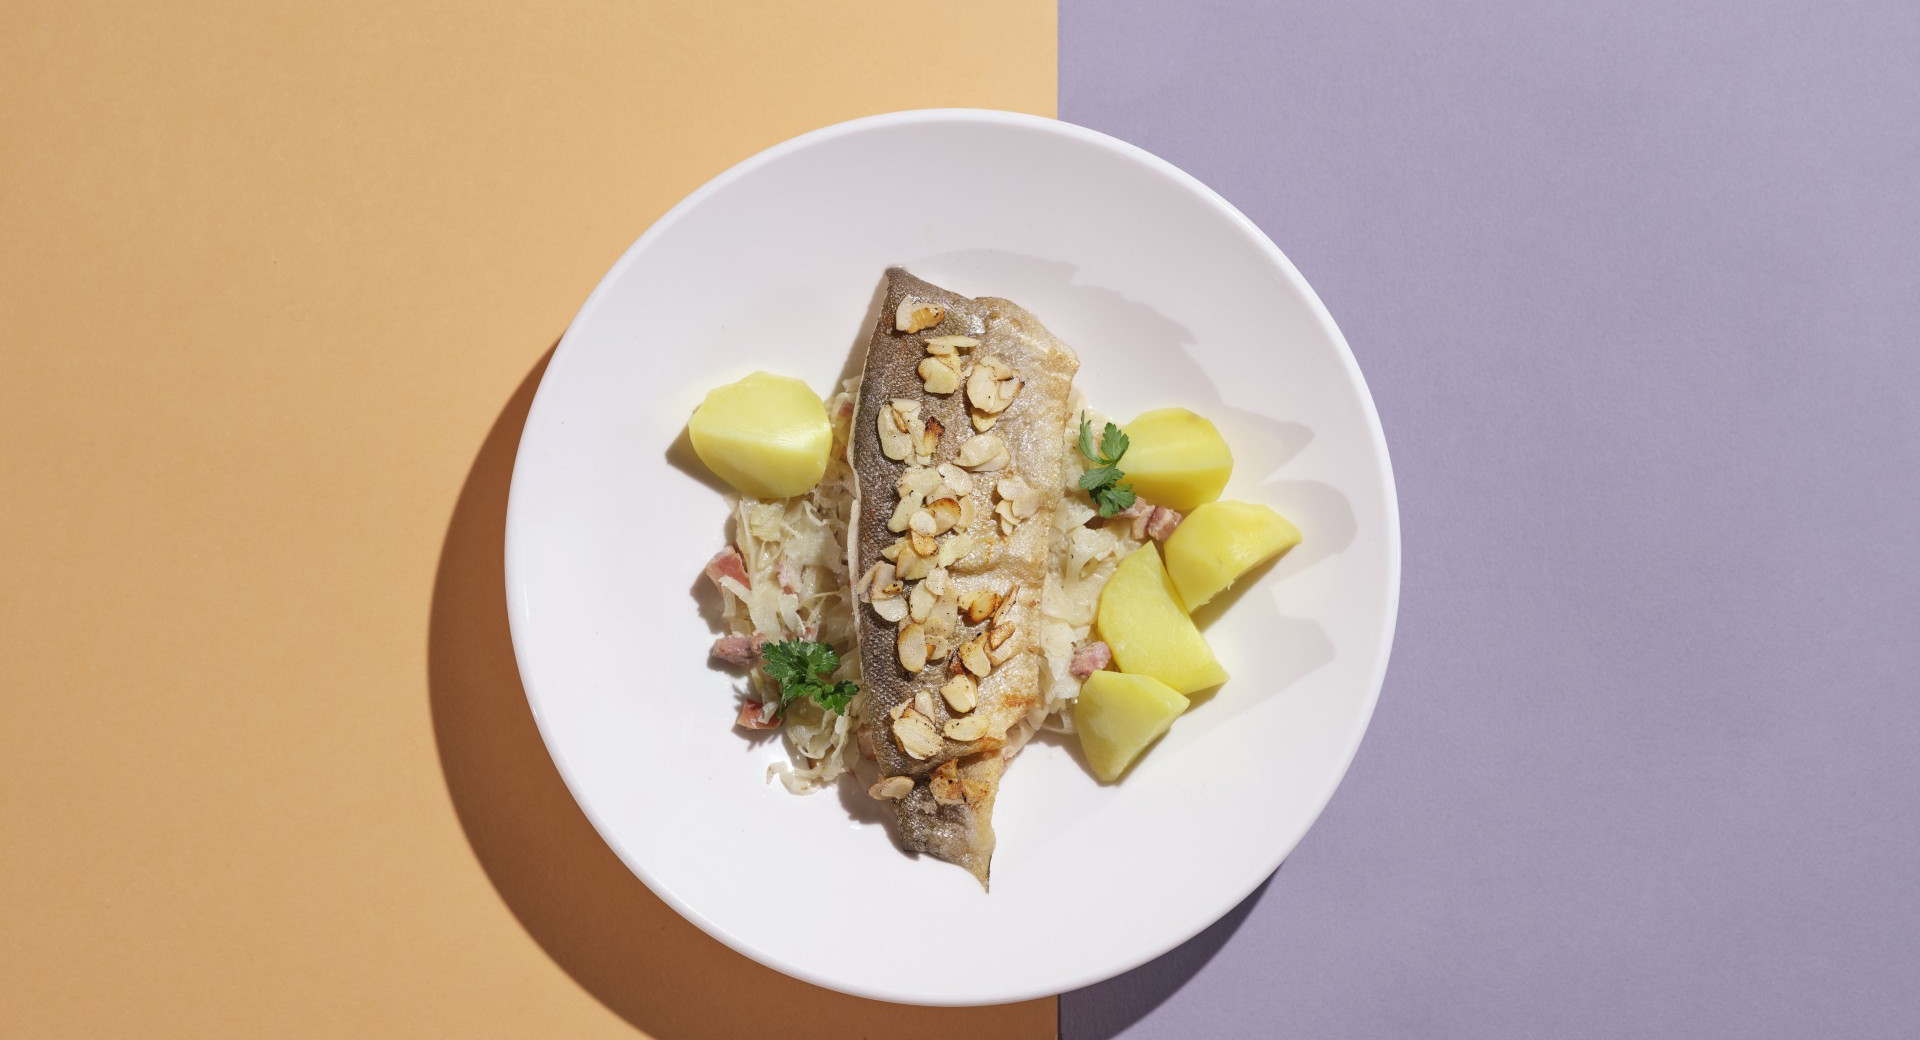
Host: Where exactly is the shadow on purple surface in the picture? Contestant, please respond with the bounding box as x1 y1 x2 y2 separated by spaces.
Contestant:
1061 873 1277 1040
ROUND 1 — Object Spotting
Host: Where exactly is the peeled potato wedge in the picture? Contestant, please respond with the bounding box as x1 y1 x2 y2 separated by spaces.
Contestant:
1163 500 1302 609
1096 544 1228 695
687 371 832 499
1074 671 1190 782
1119 407 1232 511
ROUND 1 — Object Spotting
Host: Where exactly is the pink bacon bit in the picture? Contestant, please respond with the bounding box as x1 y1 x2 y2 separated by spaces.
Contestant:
703 546 750 593
1069 641 1113 679
1144 506 1184 542
736 700 781 730
777 559 802 595
1110 498 1154 539
709 634 761 668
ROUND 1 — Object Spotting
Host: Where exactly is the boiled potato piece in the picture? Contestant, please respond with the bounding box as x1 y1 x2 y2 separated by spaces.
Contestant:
1164 500 1302 609
687 371 831 499
1096 544 1228 695
1120 407 1233 511
1075 671 1190 782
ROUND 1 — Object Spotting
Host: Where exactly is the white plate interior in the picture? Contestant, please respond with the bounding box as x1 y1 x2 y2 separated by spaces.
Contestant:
506 110 1399 1005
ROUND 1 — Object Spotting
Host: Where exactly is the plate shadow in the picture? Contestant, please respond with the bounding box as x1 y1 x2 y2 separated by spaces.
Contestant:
427 346 1049 1036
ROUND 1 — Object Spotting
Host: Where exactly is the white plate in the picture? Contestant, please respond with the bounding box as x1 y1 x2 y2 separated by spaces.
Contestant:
505 110 1399 1005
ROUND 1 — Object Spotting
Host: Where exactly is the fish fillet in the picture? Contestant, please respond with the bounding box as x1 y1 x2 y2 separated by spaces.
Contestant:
848 268 1079 888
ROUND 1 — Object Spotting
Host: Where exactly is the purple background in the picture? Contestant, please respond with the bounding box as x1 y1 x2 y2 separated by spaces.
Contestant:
1058 2 1920 1037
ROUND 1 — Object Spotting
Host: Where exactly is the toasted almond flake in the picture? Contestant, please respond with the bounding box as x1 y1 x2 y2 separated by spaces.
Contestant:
888 490 924 533
937 463 974 495
987 623 1021 664
898 465 941 498
908 508 937 536
914 686 936 718
891 708 942 759
891 397 922 418
897 622 928 673
916 416 943 461
995 499 1019 535
909 530 938 557
855 561 884 602
879 539 902 562
958 496 977 530
926 497 962 534
966 356 1021 416
943 715 989 742
871 595 908 623
960 588 1003 625
955 434 1006 469
889 702 909 721
940 673 978 713
918 357 960 394
937 532 975 568
924 339 957 358
988 622 1015 650
992 586 1018 623
869 775 913 800
959 778 991 803
960 635 992 677
895 542 934 580
908 582 935 623
924 566 951 597
877 404 913 461
925 335 980 352
896 297 945 333
930 760 963 804
971 410 998 433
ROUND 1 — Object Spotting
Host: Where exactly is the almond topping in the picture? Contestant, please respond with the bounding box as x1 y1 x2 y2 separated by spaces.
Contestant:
924 566 951 598
966 356 1021 415
895 542 934 580
937 532 975 568
897 622 928 673
970 410 998 433
925 335 980 352
994 499 1020 535
898 465 941 498
909 529 938 557
960 635 992 678
930 760 963 804
879 538 903 562
908 582 935 623
896 297 945 333
877 403 913 461
914 686 936 718
987 623 1021 664
869 775 913 800
940 673 978 714
915 416 943 463
927 497 962 534
908 508 938 536
955 434 1008 470
936 463 975 496
918 356 961 395
871 595 907 623
888 490 924 534
943 715 989 742
891 708 942 759
960 588 1003 625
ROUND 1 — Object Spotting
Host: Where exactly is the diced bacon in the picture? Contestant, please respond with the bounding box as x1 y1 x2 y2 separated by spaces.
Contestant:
777 559 802 594
709 634 761 667
1069 641 1113 679
735 700 781 730
703 546 750 593
1110 498 1154 539
1144 506 1184 542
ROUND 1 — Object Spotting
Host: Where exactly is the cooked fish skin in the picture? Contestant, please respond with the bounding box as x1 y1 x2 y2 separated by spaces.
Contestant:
848 268 1079 887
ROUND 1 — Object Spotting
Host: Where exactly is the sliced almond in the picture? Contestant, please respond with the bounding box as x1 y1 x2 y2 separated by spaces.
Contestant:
909 529 937 557
971 410 998 433
897 622 928 673
908 508 938 537
891 708 942 760
959 777 991 804
869 775 913 800
915 416 943 463
871 595 908 623
940 673 978 714
877 403 913 461
908 582 935 623
914 686 936 718
937 532 975 568
995 499 1020 535
879 538 902 562
855 561 886 602
943 715 989 742
918 356 961 395
966 356 1021 415
930 760 963 804
924 338 958 358
936 463 975 496
927 497 962 534
960 635 992 678
895 543 934 580
888 490 924 534
958 495 977 530
987 622 1015 651
895 297 945 333
897 465 941 498
924 566 951 598
986 623 1021 664
925 335 980 352
955 434 1007 470
960 588 1003 625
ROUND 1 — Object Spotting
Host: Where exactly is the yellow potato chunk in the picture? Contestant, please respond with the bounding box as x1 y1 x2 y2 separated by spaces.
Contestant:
1163 500 1303 609
687 371 831 499
1074 671 1190 782
1120 407 1233 511
1096 545 1228 695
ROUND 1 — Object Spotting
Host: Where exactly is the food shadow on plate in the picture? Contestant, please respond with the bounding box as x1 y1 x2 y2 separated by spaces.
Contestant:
428 345 1049 1039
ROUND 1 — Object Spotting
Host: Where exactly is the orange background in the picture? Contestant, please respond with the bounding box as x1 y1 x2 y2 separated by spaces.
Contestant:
0 2 1055 1035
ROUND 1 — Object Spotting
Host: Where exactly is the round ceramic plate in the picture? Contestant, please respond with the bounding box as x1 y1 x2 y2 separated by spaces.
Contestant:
505 110 1399 1005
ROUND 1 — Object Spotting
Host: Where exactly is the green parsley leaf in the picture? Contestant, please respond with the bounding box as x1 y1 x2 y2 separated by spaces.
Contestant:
1075 412 1135 517
759 639 858 716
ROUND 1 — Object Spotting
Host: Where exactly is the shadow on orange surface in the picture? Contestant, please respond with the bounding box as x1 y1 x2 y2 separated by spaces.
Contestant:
427 348 1052 1038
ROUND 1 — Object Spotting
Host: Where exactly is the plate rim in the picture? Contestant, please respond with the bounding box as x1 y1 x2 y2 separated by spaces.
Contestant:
503 107 1402 1005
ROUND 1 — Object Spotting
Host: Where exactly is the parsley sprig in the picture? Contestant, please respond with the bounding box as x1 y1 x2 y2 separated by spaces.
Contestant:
1076 414 1137 517
760 639 858 716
